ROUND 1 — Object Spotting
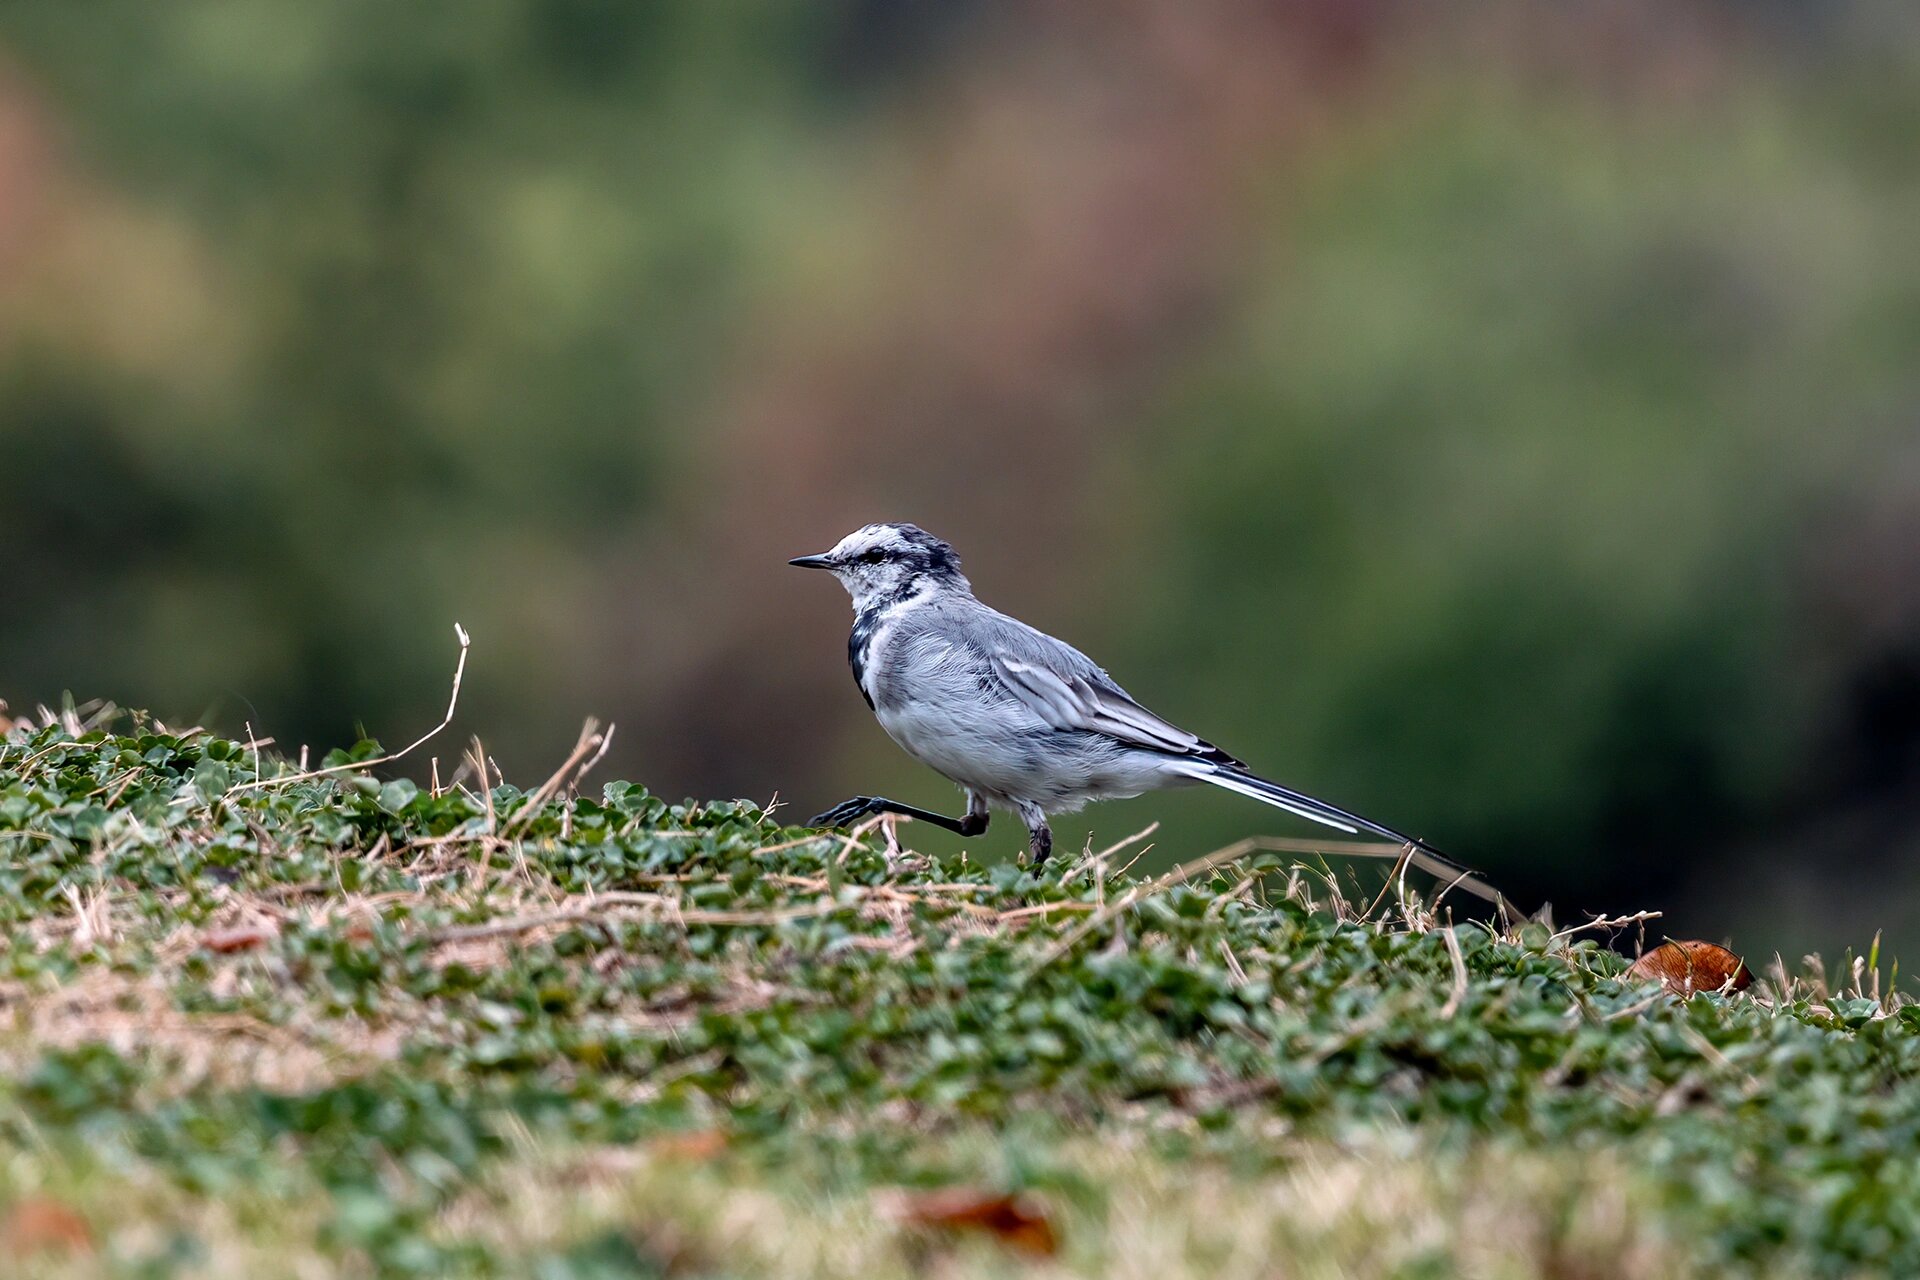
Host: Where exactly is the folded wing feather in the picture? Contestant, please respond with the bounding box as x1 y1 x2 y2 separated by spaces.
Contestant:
992 654 1209 756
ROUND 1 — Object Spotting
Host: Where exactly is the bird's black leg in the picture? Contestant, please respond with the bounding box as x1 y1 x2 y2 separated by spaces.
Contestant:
1020 807 1053 866
809 795 989 837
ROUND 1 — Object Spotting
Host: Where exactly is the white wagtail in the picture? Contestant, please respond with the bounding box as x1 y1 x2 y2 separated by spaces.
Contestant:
791 522 1504 905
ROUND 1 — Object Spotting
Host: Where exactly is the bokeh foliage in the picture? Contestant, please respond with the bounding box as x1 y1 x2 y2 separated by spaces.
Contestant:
1 2 1919 957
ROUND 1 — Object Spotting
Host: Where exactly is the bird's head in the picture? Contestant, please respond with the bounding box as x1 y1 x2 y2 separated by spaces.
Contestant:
789 522 969 607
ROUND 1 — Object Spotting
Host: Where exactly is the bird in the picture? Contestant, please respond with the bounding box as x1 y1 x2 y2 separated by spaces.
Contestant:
790 521 1505 907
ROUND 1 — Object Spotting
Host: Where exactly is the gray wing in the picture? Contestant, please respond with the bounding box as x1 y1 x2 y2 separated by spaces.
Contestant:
949 600 1238 763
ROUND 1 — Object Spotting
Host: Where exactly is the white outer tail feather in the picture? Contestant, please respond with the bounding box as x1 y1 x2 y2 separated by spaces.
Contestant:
1188 765 1361 834
1176 761 1510 909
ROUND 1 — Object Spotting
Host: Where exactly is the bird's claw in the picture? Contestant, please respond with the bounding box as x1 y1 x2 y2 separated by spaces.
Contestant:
808 796 881 828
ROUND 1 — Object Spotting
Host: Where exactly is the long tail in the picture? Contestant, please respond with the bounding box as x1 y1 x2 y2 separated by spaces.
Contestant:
1178 761 1513 912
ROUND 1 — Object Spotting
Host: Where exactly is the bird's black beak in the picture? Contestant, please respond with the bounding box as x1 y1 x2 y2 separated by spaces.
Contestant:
788 553 835 570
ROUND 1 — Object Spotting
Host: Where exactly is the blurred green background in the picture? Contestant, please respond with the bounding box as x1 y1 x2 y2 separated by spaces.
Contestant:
2 1 1918 961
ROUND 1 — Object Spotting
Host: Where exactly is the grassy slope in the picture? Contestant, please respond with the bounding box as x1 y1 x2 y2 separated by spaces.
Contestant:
0 713 1914 1277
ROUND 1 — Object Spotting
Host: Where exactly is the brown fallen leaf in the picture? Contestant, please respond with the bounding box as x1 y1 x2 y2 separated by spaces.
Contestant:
648 1129 728 1162
1629 940 1752 996
2 1196 93 1258
203 924 278 954
884 1187 1059 1258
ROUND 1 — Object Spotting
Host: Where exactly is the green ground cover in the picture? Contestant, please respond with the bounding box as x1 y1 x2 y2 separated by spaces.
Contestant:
0 705 1914 1277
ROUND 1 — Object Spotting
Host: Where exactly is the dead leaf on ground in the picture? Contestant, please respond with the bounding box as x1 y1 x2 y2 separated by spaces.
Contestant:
1629 940 1752 996
648 1129 728 1162
883 1186 1060 1258
202 924 278 953
2 1196 93 1257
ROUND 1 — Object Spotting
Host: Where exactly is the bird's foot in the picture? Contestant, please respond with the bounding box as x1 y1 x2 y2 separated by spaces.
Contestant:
1026 825 1053 867
808 796 882 828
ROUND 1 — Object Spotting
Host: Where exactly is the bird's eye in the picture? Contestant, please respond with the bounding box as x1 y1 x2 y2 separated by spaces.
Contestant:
858 550 886 564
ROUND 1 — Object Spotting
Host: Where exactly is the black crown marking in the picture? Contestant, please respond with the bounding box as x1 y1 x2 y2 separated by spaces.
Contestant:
886 524 963 580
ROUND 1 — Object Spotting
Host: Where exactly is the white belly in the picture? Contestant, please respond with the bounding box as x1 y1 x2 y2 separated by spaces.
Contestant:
876 693 1169 812
875 696 1029 796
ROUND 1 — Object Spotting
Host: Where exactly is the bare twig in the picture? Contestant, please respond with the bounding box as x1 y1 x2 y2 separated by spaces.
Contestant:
1550 909 1663 944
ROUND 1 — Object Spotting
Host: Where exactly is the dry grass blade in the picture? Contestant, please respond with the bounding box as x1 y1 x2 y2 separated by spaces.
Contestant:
1186 835 1515 912
423 894 841 944
1023 838 1271 976
503 717 609 836
227 623 472 795
1062 821 1160 884
1439 923 1469 1019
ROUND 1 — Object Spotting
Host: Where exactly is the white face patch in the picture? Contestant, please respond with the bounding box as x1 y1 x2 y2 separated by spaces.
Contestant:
798 523 968 617
824 525 927 606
